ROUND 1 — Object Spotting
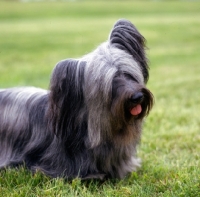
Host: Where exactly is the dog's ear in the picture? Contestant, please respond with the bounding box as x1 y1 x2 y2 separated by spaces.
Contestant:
48 59 86 139
109 19 149 83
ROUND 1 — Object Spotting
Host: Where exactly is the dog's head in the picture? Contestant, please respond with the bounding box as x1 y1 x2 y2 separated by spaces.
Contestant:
83 19 153 146
48 19 153 148
109 19 153 118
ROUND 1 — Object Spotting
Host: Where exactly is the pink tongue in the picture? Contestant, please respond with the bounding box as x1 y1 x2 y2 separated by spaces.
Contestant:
130 104 142 116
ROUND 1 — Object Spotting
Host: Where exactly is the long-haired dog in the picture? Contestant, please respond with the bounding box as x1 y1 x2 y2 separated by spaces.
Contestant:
0 19 153 180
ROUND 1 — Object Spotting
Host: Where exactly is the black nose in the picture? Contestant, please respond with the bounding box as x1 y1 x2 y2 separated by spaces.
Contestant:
130 92 144 103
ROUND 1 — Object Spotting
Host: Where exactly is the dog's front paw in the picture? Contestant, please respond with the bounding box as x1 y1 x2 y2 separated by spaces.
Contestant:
81 173 106 180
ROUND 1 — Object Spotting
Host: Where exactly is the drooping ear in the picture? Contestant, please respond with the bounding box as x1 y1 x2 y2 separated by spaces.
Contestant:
48 59 86 137
109 19 149 83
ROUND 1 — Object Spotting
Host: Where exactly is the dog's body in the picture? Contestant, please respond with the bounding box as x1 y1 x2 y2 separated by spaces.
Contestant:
0 19 153 180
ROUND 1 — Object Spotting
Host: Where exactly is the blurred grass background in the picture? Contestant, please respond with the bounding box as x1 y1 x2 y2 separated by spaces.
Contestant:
0 0 200 196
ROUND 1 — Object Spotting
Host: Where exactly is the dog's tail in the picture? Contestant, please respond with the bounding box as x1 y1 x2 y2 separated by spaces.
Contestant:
109 19 149 83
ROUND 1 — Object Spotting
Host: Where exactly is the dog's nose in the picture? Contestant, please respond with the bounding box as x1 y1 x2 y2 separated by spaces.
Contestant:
130 92 144 103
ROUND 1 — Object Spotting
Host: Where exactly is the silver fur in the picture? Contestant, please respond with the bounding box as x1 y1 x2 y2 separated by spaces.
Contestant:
0 19 153 180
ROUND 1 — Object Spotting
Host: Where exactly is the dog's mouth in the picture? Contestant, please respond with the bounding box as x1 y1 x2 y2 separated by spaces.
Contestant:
130 104 142 116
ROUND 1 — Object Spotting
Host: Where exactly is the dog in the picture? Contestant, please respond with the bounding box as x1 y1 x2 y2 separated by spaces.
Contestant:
0 19 153 180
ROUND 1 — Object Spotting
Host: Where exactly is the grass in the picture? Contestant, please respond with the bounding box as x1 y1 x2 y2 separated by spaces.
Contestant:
0 0 200 196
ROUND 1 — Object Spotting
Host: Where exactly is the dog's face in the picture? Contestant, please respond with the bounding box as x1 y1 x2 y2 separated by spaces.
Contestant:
111 72 153 121
49 19 153 148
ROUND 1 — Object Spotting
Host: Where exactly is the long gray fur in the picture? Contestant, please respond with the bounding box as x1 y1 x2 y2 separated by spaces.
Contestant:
0 19 153 180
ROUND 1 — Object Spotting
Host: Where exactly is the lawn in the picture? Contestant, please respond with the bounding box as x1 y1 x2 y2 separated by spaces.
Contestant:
0 0 200 196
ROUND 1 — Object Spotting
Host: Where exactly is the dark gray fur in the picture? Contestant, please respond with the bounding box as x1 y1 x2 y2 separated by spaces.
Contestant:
0 19 153 180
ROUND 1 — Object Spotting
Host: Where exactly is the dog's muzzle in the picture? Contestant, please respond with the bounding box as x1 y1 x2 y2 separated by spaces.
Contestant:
129 92 144 116
125 88 153 118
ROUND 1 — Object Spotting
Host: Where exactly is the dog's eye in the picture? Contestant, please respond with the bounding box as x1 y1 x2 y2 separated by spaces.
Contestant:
124 73 138 83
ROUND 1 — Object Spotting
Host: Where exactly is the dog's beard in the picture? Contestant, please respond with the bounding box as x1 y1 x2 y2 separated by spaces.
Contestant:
108 72 153 144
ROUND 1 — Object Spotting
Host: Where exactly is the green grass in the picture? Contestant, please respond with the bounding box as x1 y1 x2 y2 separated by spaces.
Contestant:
0 1 200 196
